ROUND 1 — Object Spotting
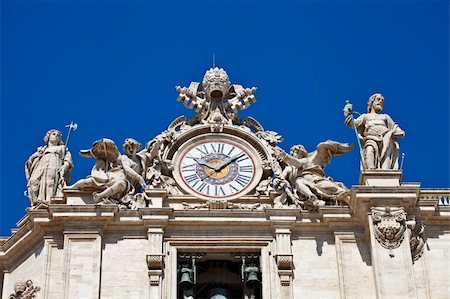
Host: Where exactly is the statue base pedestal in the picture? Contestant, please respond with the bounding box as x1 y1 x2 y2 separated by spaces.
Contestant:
359 170 402 187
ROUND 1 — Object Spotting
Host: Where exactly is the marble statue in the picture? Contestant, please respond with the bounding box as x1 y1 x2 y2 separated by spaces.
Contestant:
69 138 146 205
176 67 257 128
275 141 353 208
344 93 404 170
25 129 73 205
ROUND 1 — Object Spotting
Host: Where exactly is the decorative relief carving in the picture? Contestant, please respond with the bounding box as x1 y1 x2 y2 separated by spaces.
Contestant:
147 254 164 270
371 207 406 252
175 67 256 128
182 200 265 210
37 67 357 211
276 254 293 270
9 280 40 299
147 254 165 286
410 222 425 262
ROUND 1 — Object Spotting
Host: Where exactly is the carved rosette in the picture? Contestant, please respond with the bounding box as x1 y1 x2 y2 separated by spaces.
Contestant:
371 207 407 250
9 280 40 299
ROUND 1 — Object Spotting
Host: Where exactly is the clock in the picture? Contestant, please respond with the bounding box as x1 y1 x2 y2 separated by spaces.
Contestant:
173 134 263 200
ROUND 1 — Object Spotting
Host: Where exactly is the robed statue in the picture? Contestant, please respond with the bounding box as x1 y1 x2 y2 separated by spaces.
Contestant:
25 129 73 205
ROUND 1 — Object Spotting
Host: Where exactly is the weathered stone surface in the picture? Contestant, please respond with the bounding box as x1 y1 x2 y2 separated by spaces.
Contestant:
3 68 448 298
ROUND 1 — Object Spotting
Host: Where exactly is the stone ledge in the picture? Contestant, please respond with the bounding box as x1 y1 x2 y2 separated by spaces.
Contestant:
359 170 402 186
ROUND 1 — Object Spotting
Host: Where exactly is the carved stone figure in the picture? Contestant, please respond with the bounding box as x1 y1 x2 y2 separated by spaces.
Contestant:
25 129 73 205
69 138 146 206
176 67 257 127
344 93 405 169
275 141 353 208
141 131 181 195
9 280 40 299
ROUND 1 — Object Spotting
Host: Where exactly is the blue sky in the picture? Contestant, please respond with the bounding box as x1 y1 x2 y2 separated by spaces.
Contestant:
1 0 449 236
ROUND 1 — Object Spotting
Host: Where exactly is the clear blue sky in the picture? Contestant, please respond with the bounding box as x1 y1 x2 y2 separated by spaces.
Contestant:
1 0 449 236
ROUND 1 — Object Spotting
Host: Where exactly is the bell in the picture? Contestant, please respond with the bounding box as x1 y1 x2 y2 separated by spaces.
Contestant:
179 269 193 290
209 287 229 299
245 267 260 287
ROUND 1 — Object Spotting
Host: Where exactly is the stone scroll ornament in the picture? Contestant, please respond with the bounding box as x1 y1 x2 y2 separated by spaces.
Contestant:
9 280 40 299
371 207 407 256
344 93 405 170
410 222 426 262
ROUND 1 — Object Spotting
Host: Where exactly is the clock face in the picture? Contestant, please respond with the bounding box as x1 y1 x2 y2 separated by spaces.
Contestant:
174 136 262 200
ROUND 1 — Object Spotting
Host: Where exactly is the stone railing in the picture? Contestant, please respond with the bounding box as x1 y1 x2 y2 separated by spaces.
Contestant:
419 189 450 206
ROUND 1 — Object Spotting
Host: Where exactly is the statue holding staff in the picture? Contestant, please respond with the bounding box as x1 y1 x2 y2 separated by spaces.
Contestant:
344 93 405 170
25 129 74 205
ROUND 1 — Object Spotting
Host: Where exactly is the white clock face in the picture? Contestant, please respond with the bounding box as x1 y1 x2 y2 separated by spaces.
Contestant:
175 138 260 200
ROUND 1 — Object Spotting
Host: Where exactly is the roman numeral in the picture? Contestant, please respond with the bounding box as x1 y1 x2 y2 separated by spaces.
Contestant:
186 154 198 161
211 143 224 154
197 145 209 156
236 155 250 163
235 174 251 187
227 146 236 156
197 182 210 194
185 174 199 184
214 186 226 196
182 163 197 172
229 184 239 193
239 165 253 173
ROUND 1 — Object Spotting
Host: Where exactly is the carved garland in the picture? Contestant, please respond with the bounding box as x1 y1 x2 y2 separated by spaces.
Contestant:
371 207 406 250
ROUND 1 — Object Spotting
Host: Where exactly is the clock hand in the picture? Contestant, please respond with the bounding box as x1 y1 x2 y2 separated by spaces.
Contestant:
214 152 245 172
193 157 216 170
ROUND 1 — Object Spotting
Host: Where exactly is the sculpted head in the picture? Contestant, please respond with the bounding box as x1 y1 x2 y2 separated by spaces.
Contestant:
202 67 230 101
123 138 141 157
290 145 307 158
44 129 63 145
367 93 384 113
14 280 27 294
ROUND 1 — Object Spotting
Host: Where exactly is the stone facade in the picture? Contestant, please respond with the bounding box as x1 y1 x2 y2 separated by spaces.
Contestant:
1 69 449 298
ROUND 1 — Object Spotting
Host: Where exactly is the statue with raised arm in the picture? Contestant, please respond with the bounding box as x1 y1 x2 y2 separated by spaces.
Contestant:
344 93 405 170
25 129 73 205
275 141 353 208
69 138 146 206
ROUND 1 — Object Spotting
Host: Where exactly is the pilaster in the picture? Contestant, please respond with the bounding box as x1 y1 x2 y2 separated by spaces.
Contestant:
268 211 297 299
351 170 421 299
142 208 170 299
62 228 103 299
147 227 164 298
42 236 62 299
